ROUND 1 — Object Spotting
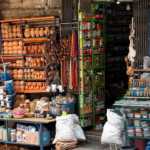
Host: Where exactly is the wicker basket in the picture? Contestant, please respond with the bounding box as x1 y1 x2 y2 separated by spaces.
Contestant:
25 113 34 118
13 114 24 119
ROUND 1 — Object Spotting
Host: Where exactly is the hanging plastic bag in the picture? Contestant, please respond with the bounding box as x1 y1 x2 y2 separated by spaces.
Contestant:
53 115 77 144
101 121 123 145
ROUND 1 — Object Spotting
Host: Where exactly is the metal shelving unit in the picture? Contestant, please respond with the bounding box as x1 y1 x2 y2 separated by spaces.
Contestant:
78 3 105 128
0 17 60 97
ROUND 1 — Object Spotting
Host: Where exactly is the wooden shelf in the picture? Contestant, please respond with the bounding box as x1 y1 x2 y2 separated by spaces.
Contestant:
24 90 48 93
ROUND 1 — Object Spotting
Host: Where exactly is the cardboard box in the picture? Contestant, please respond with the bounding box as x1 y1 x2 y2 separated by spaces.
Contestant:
25 131 50 145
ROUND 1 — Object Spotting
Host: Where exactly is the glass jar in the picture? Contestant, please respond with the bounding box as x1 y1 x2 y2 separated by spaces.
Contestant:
11 129 16 142
17 131 22 142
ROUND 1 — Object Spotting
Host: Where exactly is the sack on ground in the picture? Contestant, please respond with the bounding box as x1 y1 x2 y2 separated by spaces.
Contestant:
53 115 77 144
101 121 123 145
74 123 86 141
107 109 125 130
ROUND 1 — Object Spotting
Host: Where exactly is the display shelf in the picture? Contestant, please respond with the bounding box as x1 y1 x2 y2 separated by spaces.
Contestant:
24 90 48 93
124 96 150 99
2 38 22 41
24 79 46 81
78 2 105 128
127 117 150 121
81 114 93 118
24 67 45 69
127 136 150 140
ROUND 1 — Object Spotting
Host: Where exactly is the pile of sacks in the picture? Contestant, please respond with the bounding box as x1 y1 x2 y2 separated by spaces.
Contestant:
53 114 86 150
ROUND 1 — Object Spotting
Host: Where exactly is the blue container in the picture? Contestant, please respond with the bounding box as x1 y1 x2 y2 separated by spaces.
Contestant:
1 73 10 81
9 96 15 101
140 88 144 92
6 83 14 90
133 91 137 97
57 102 76 112
7 90 14 95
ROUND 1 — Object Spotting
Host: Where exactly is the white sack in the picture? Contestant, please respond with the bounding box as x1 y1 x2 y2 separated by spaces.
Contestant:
101 121 123 145
74 123 86 141
107 109 125 130
53 115 77 144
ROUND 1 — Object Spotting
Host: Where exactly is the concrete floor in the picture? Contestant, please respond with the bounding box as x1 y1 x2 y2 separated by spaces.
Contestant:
72 142 110 150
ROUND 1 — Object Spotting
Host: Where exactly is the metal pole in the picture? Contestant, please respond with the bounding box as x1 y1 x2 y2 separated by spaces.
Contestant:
40 123 43 150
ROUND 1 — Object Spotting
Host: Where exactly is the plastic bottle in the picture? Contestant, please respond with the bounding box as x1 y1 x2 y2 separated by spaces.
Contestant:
17 131 22 142
11 129 16 142
22 132 26 143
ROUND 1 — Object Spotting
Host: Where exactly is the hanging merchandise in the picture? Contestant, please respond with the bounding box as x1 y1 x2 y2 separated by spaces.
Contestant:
59 30 79 93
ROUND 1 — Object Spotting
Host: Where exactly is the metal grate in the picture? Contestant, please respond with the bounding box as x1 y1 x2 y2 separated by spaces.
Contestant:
133 0 149 68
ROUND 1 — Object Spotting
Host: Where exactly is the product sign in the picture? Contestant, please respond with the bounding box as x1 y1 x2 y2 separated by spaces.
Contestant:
79 0 91 14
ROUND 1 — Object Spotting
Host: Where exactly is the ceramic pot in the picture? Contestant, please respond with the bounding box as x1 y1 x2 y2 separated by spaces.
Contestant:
9 25 13 33
24 29 30 38
17 25 21 33
13 32 17 38
13 75 18 79
30 28 35 38
4 23 9 29
24 74 27 79
39 28 44 37
31 45 35 54
18 50 22 54
36 84 40 90
44 27 50 36
13 25 17 33
18 45 22 50
38 45 42 53
27 45 31 54
1 23 4 29
1 28 4 34
5 33 9 39
4 42 8 47
16 63 20 68
34 45 38 54
25 61 29 67
2 34 5 39
25 83 29 90
9 51 13 55
13 63 17 67
5 28 9 34
13 46 18 51
19 41 23 46
35 28 40 37
8 42 13 47
37 58 41 67
30 85 34 90
23 46 28 54
42 44 45 54
17 32 21 38
33 82 36 87
20 81 24 86
13 41 18 46
25 24 30 29
8 32 13 39
27 74 31 79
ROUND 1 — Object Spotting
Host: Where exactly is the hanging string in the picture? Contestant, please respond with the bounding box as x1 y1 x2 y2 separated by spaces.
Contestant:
69 58 73 89
71 31 74 57
72 58 76 89
75 59 79 91
74 32 78 58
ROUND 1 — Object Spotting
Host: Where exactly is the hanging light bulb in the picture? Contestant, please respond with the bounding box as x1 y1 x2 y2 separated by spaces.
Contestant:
127 3 131 11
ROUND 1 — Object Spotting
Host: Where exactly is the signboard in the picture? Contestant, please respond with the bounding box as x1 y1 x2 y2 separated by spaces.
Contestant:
79 0 91 14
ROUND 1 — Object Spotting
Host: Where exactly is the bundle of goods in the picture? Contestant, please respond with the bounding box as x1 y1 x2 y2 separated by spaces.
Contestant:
59 32 79 92
24 24 54 38
23 44 45 54
24 69 46 80
1 23 22 39
1 41 23 55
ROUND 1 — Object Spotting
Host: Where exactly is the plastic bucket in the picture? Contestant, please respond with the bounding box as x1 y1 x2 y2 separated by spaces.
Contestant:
120 146 137 150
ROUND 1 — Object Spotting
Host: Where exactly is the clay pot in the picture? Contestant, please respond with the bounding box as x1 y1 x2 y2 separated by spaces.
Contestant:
33 82 36 87
34 45 38 54
36 84 40 90
18 50 22 54
25 61 29 67
4 23 9 29
18 74 23 79
18 69 23 75
28 82 31 86
25 99 30 104
20 81 24 86
4 42 8 47
44 27 50 36
13 69 18 75
23 46 28 54
19 41 23 46
13 41 18 46
9 51 13 55
13 46 18 51
25 24 30 29
18 45 22 50
5 28 9 33
20 94 24 100
25 74 28 79
13 63 17 67
30 28 35 38
35 28 40 37
31 45 35 54
1 23 5 29
13 25 17 33
16 63 20 68
27 74 31 79
8 42 13 47
25 83 29 90
2 34 5 39
13 32 17 38
31 59 34 67
39 28 44 37
38 45 42 53
37 58 41 67
17 25 21 33
24 29 30 38
13 75 18 79
1 28 5 34
30 85 34 90
17 32 21 38
5 33 9 39
9 32 13 39
28 45 32 54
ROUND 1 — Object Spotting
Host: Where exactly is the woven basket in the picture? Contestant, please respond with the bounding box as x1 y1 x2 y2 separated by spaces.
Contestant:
13 114 24 119
25 113 34 118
